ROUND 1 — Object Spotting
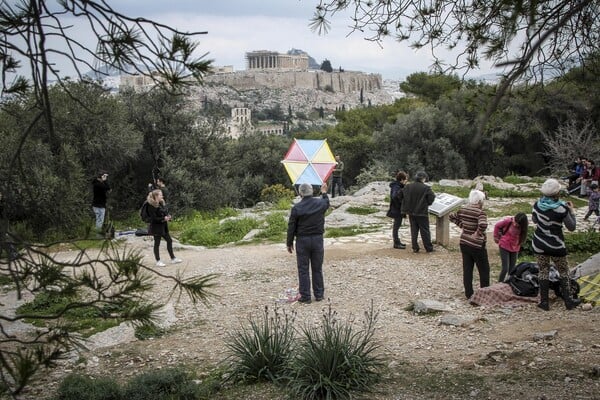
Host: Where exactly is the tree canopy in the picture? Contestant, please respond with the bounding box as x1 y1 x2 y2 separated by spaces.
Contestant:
311 1 600 97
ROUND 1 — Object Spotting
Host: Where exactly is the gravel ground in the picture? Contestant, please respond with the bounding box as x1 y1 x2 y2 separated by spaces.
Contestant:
11 189 600 399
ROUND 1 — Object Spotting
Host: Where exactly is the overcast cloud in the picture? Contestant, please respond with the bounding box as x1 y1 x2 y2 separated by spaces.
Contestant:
48 1 498 80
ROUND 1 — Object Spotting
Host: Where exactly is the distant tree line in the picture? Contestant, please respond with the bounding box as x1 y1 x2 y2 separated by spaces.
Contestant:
2 61 600 240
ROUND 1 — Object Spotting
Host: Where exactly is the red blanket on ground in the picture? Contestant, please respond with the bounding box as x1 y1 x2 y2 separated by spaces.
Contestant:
469 283 540 307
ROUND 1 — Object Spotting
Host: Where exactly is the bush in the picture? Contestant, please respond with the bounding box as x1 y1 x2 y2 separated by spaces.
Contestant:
122 368 199 400
347 206 379 215
54 374 121 400
520 228 600 257
286 303 385 399
134 322 166 340
254 212 288 242
225 306 296 384
260 184 295 204
180 217 259 247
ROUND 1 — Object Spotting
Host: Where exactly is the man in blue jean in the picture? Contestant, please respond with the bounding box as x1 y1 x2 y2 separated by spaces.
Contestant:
287 182 329 304
91 170 111 231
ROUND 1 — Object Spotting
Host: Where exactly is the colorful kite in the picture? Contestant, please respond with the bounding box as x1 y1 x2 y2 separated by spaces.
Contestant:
281 139 336 186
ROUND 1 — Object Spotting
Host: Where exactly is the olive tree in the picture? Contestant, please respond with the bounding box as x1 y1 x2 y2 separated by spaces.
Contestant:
311 0 600 121
0 1 215 396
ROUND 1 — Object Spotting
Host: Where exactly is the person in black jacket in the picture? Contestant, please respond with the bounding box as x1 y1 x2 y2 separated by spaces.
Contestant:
91 170 111 230
287 182 329 304
399 171 436 253
146 189 182 267
386 170 408 249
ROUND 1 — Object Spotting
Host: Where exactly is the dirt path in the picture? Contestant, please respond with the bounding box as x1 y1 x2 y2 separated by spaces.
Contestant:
22 232 600 399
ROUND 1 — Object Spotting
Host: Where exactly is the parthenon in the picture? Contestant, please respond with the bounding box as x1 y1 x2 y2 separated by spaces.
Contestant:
245 50 309 71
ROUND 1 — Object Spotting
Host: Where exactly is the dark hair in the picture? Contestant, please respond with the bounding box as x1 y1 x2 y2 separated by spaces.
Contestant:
514 213 529 245
414 171 428 182
396 171 407 181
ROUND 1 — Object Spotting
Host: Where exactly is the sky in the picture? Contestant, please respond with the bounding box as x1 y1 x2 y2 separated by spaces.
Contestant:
91 0 498 81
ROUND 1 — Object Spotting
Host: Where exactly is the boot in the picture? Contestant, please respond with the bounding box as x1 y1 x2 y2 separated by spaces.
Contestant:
393 240 406 249
537 279 549 311
560 278 581 310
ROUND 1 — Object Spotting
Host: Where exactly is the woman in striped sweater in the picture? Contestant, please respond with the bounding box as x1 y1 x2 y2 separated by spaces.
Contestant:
449 189 490 299
532 178 580 311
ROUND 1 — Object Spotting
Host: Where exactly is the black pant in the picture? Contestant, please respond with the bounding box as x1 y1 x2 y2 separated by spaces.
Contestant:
584 209 599 220
295 235 325 301
331 176 344 197
408 215 433 251
460 243 490 299
153 225 175 261
392 216 404 244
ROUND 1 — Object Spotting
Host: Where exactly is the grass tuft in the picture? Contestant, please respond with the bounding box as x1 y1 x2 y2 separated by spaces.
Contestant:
286 302 385 399
225 306 296 384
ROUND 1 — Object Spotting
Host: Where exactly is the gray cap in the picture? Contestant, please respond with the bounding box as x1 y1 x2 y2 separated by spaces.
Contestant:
414 171 428 182
298 183 314 197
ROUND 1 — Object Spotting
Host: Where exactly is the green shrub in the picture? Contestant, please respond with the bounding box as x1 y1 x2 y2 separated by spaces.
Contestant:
274 197 293 210
225 306 296 384
254 212 288 242
260 184 295 204
325 225 380 238
502 174 545 184
122 368 200 400
346 206 379 215
520 228 600 257
16 291 124 337
53 374 121 400
286 303 385 399
134 322 166 340
180 217 259 247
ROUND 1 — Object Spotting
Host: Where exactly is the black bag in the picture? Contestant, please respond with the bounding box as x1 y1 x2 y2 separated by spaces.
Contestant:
140 201 152 223
548 266 580 299
507 262 539 297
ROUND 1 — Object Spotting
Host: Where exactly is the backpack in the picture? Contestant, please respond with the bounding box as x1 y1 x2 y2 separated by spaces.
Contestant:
140 201 152 223
507 262 539 297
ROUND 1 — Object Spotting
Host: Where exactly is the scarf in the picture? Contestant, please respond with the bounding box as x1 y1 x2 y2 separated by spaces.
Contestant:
537 196 566 211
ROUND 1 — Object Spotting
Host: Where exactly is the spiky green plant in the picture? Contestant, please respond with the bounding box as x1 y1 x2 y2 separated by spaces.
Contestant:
225 306 296 384
286 302 385 399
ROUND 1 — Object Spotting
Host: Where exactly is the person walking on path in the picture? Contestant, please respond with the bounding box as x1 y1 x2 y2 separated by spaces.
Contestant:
331 154 345 197
91 170 110 231
146 189 182 267
399 171 435 253
532 178 580 311
583 183 600 221
493 213 528 282
386 170 408 249
449 189 491 299
286 182 329 304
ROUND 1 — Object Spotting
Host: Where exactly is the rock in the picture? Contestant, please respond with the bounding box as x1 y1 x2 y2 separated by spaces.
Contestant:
439 314 477 327
533 330 558 341
413 299 452 314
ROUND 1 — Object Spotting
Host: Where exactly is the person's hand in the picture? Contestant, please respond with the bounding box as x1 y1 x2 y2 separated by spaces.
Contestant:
287 245 293 254
321 182 328 194
566 201 573 209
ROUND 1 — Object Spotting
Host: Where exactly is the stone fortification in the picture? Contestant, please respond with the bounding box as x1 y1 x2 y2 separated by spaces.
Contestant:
204 70 382 93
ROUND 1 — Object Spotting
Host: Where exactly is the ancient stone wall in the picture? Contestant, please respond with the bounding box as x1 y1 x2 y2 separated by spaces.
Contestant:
204 70 382 93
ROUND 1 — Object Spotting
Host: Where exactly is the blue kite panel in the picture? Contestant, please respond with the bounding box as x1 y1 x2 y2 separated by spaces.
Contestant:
296 139 323 160
295 164 322 185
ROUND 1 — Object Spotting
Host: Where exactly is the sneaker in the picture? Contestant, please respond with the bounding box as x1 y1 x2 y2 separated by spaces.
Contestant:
315 297 324 302
171 257 183 264
297 297 312 304
156 260 166 267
